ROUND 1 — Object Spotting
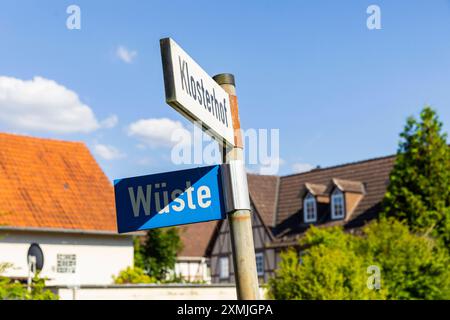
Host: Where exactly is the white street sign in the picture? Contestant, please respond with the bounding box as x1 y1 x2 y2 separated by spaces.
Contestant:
160 38 235 147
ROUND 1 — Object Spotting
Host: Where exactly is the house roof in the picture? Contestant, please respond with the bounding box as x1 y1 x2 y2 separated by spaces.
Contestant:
182 154 396 256
247 174 279 227
177 221 219 257
330 178 365 194
176 174 279 258
300 183 328 198
274 155 395 239
0 133 117 233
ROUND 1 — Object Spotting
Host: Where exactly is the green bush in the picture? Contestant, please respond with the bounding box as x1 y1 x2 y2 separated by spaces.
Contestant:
267 226 386 300
358 218 450 300
0 265 58 300
267 219 450 300
268 107 450 300
112 266 156 284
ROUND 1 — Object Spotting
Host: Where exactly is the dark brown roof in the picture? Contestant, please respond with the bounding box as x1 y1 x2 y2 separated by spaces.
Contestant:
180 154 396 256
275 155 395 238
247 174 279 227
177 221 219 257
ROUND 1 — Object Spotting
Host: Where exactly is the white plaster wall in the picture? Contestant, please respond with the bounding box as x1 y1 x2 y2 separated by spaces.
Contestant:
0 231 133 286
174 258 211 283
53 285 268 300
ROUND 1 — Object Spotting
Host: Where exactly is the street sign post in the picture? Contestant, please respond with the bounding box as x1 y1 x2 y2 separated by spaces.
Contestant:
114 165 226 234
113 38 259 300
159 38 259 299
160 38 235 147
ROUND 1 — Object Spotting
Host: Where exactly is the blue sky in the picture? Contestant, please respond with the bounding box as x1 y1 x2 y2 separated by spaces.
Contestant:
0 1 449 180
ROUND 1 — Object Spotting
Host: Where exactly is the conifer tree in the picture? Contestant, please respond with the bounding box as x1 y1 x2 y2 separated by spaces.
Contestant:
383 106 450 245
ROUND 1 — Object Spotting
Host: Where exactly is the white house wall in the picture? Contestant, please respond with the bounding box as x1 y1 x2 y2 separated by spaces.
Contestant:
174 258 211 283
0 230 133 286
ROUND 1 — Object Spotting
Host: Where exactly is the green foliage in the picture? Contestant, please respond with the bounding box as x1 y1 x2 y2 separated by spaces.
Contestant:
383 106 450 245
0 276 25 300
268 106 450 300
268 219 450 300
25 276 59 300
265 249 302 300
112 266 156 284
358 218 450 300
267 226 386 300
0 265 58 300
138 227 183 281
0 263 12 274
161 273 207 285
133 237 145 269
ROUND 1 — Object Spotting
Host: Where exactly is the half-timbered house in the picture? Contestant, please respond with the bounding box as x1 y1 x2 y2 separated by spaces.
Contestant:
179 154 395 283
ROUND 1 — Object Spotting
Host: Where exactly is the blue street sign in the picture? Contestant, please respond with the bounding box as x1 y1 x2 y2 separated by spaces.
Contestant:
114 165 226 233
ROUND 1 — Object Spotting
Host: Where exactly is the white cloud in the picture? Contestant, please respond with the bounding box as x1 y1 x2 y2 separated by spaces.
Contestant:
100 114 118 128
127 118 190 148
93 144 125 160
136 143 147 150
116 46 137 64
0 76 101 133
292 162 314 173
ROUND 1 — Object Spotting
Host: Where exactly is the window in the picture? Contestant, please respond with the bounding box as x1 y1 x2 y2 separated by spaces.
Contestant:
219 256 229 279
331 189 345 219
255 253 264 276
57 254 76 273
303 193 317 222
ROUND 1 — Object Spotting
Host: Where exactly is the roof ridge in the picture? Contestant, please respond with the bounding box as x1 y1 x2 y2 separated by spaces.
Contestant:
0 131 85 145
282 153 396 178
246 172 278 178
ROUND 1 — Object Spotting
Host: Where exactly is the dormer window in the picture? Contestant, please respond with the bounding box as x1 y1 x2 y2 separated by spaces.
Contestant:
303 193 317 223
331 189 345 219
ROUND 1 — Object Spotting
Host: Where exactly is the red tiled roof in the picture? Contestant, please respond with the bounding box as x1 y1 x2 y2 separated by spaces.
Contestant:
0 133 117 233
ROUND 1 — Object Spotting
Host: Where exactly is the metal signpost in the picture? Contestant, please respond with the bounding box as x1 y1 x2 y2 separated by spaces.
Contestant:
113 37 260 300
213 74 260 300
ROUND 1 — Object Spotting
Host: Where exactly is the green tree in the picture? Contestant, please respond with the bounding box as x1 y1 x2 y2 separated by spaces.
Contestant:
267 219 450 300
265 249 302 300
268 107 450 300
139 227 182 281
383 106 450 245
359 218 450 300
133 236 146 269
267 226 386 300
